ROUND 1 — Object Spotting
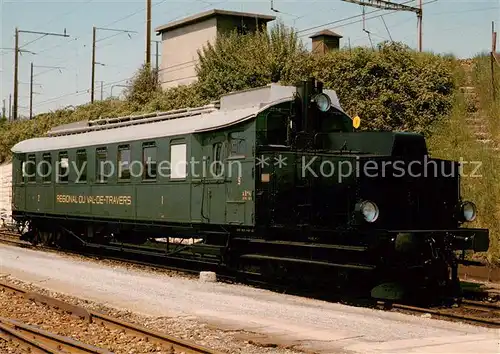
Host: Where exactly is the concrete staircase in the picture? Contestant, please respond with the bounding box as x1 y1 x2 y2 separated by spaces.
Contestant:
460 86 500 154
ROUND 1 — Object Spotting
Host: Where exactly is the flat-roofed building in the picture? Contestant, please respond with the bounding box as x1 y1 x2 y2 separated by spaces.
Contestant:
155 9 275 89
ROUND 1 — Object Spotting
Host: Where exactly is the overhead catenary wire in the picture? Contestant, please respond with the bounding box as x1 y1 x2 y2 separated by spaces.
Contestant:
15 0 447 115
18 0 223 113
10 0 170 117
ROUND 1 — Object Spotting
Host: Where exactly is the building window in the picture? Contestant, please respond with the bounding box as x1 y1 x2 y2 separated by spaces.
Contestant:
118 145 131 181
58 152 69 183
170 143 187 179
237 24 248 35
143 142 157 181
26 154 36 183
96 148 109 183
42 153 51 183
76 150 87 183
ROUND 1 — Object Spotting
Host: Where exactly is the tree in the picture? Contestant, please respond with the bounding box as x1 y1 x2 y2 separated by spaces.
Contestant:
124 63 161 105
196 21 309 100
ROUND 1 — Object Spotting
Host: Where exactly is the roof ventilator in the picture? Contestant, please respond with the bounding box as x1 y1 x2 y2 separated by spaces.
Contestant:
46 101 220 137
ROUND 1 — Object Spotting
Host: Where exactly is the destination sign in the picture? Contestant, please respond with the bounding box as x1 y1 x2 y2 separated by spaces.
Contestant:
56 194 132 206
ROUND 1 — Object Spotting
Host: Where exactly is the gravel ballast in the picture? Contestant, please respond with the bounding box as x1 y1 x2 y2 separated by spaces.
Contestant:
0 244 499 353
0 285 226 353
0 275 305 354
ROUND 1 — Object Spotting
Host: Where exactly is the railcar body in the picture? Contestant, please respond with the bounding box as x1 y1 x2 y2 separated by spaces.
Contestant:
11 79 489 299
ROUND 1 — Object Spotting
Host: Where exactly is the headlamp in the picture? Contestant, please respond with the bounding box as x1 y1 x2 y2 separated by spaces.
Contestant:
358 200 379 223
461 201 477 222
313 93 331 112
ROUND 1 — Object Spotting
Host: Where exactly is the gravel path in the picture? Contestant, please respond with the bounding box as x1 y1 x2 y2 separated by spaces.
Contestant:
0 244 499 353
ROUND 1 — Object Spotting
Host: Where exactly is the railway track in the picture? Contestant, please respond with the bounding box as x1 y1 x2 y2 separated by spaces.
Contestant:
376 301 500 328
0 317 112 353
1 228 500 329
0 281 223 354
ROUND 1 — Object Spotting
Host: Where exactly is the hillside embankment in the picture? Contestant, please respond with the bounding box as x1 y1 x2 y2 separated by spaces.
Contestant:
427 55 500 263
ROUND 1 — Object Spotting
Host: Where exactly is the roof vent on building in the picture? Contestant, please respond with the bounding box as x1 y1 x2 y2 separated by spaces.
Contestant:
310 29 343 55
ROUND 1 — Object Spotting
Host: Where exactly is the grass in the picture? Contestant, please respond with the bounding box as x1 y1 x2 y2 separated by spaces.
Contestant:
427 54 500 264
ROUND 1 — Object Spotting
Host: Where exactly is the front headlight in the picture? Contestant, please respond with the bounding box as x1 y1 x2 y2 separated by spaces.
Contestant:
358 200 379 223
313 93 331 112
461 201 477 222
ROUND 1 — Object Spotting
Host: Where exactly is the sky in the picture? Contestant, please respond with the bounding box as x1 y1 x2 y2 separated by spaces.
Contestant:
0 0 499 118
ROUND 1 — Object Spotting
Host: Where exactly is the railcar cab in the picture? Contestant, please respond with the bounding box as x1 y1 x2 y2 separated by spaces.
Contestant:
257 78 356 150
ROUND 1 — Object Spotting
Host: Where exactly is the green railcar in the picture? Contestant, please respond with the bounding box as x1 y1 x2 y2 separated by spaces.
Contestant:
11 79 489 299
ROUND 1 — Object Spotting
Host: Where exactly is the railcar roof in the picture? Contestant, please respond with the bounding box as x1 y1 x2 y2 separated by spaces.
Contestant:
11 104 267 154
11 84 345 154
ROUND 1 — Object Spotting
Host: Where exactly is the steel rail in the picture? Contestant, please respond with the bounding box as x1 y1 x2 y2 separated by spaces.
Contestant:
0 317 111 353
0 321 61 354
377 301 500 327
462 299 500 312
2 229 499 329
0 281 224 354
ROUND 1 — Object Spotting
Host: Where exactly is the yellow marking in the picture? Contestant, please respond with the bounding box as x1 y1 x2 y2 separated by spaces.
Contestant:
56 194 132 206
353 115 361 129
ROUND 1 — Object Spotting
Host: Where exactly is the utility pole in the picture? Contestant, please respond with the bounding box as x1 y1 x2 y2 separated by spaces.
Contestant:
13 28 18 122
146 0 152 65
341 0 423 51
418 0 423 52
2 99 5 120
30 62 33 120
12 28 69 120
30 64 64 119
152 40 161 82
96 81 104 100
492 21 497 100
91 26 96 103
155 40 160 72
91 26 137 103
8 95 11 121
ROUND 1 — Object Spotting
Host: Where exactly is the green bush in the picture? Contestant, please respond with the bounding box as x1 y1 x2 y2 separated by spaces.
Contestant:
196 21 309 100
196 28 456 134
311 42 456 134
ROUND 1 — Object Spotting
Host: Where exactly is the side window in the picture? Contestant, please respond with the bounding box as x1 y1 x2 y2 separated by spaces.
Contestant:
118 145 131 181
27 154 36 183
143 142 157 181
18 154 26 184
76 150 87 183
229 132 246 156
58 152 69 183
266 112 288 145
213 142 223 176
170 143 187 179
42 153 51 183
96 148 109 183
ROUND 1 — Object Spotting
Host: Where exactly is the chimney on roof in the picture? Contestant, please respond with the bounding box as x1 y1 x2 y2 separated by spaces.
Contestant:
309 30 343 55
